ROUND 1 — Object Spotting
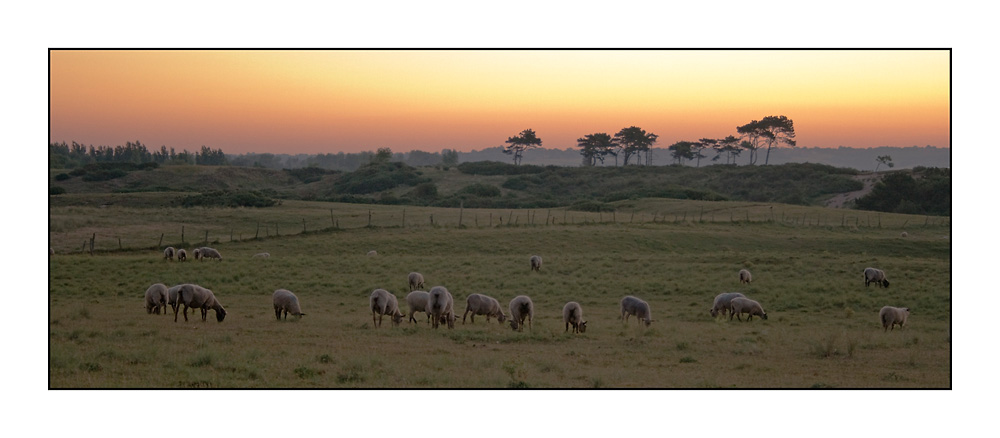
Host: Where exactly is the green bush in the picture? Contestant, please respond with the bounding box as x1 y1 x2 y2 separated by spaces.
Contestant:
180 190 278 208
82 169 128 181
457 183 501 197
55 173 71 181
408 182 439 201
50 186 67 195
333 162 429 194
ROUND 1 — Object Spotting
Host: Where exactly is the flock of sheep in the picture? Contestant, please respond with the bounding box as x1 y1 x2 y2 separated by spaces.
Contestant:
145 250 910 333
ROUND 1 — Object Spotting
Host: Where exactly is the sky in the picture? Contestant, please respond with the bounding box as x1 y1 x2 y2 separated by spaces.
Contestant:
49 49 950 155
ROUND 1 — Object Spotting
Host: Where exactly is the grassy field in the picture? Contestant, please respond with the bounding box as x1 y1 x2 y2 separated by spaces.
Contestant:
48 197 950 388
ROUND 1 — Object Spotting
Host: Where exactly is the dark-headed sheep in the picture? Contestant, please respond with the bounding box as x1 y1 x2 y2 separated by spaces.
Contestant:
739 269 752 284
177 249 187 261
864 268 889 288
508 295 534 332
729 297 767 321
273 289 305 320
562 301 586 333
710 292 746 318
173 284 227 323
370 288 404 328
427 286 456 329
408 272 425 291
463 293 506 325
144 283 168 315
879 306 910 331
530 255 542 272
163 247 175 261
620 295 652 327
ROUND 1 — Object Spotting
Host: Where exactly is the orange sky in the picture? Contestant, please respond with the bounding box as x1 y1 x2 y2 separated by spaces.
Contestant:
49 50 950 154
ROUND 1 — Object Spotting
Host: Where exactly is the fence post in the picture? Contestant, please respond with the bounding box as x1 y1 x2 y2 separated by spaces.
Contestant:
459 202 464 227
302 219 306 233
402 208 406 228
330 209 335 228
204 230 209 245
181 226 185 244
368 210 372 227
158 233 164 248
89 233 95 255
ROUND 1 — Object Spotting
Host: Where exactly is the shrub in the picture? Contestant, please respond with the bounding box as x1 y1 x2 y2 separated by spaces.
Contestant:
284 166 330 184
408 182 439 201
50 186 67 195
457 161 546 175
180 190 278 208
332 161 429 194
55 173 71 181
457 183 502 197
82 169 128 181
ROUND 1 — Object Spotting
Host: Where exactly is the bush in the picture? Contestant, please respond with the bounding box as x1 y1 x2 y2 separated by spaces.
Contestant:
82 169 128 181
284 167 330 184
568 200 616 212
408 182 439 201
457 161 546 175
55 173 71 181
180 190 278 208
457 183 501 197
333 162 429 194
50 186 67 195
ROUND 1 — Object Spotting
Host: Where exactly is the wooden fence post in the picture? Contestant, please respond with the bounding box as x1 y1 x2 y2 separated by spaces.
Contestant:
158 233 164 248
402 208 406 228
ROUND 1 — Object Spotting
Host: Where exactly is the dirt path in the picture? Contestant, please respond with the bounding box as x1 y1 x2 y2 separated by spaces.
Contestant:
824 172 880 208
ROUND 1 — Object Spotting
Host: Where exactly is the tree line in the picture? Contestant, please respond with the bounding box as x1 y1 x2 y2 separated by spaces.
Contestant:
49 141 227 168
502 115 796 167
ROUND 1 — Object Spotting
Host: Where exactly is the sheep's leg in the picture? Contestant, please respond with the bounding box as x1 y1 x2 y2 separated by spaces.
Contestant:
565 322 569 332
183 305 189 322
462 310 468 324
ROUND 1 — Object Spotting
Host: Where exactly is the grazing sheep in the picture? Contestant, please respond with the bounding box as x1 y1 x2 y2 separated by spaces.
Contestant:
408 272 425 291
367 250 378 256
710 292 746 318
50 247 54 256
164 247 175 261
620 295 652 327
273 289 305 320
463 293 507 325
508 295 534 332
900 231 908 238
530 255 542 272
144 283 168 315
405 290 432 324
739 269 752 284
879 306 910 332
864 267 890 288
562 301 587 334
199 247 223 261
729 297 767 321
369 288 405 328
253 252 270 259
173 284 227 323
166 284 184 314
176 249 187 261
193 248 202 260
427 286 456 329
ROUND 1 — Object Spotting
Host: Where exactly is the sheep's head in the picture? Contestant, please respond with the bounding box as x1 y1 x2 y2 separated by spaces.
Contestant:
509 319 519 331
643 319 652 327
392 312 405 326
496 312 507 323
216 307 227 322
760 312 768 320
709 308 718 317
882 279 890 288
578 321 587 333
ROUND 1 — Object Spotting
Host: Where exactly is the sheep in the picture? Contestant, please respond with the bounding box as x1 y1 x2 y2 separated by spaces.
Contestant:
367 250 378 256
405 290 432 324
620 295 652 327
49 247 54 256
177 249 187 261
369 288 405 328
864 267 890 288
166 284 184 314
562 301 587 334
462 293 507 325
530 255 542 272
193 248 202 260
144 283 168 315
739 269 752 284
427 286 456 329
198 247 223 261
408 272 425 291
164 246 175 261
273 289 305 320
173 283 227 322
729 297 767 321
710 292 746 318
879 306 910 332
508 295 534 332
900 231 908 238
253 252 270 259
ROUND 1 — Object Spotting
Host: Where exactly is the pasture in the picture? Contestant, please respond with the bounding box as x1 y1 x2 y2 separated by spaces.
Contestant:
48 196 951 388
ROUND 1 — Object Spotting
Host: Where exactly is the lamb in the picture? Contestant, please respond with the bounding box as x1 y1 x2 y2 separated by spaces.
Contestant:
879 306 910 332
729 297 767 321
273 289 305 320
367 250 378 256
462 293 507 325
173 283 227 322
164 247 175 261
530 255 542 272
253 252 270 259
369 288 405 328
508 295 534 332
144 283 168 315
710 292 746 318
177 249 187 261
739 269 752 284
864 267 890 288
562 301 587 334
620 295 652 327
405 290 432 324
408 272 425 291
427 286 456 329
198 247 223 261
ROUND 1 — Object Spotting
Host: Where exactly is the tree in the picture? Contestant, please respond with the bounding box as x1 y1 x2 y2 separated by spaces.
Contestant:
736 120 764 165
694 138 716 167
614 126 658 166
502 129 542 166
757 115 796 165
714 135 742 165
667 141 697 165
875 155 894 173
373 147 393 163
577 133 615 166
441 149 459 166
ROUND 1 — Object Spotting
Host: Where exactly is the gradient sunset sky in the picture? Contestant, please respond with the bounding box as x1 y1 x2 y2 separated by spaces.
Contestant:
49 50 949 154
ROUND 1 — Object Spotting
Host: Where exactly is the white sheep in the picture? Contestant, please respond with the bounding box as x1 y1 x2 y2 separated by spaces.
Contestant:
163 246 175 261
427 286 456 329
900 231 908 238
253 252 270 259
193 248 202 260
710 292 746 318
879 306 910 332
369 288 404 328
367 250 378 256
462 293 507 325
173 283 227 322
176 249 187 261
273 289 305 320
508 295 534 332
408 272 425 291
739 269 752 284
530 255 542 272
50 247 55 256
729 297 767 321
405 290 432 324
620 295 652 327
166 284 184 314
144 283 168 315
562 301 587 334
864 267 890 288
199 247 223 261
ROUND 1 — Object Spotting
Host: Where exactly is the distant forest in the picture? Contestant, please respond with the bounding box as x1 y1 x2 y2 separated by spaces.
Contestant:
49 141 949 173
